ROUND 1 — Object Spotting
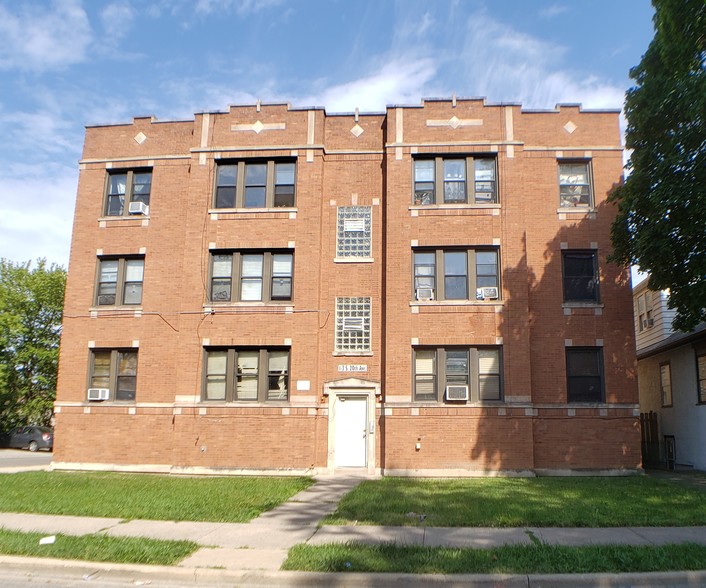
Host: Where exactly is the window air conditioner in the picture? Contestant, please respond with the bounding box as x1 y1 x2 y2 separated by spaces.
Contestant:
646 318 654 328
445 385 469 401
128 201 149 215
87 388 110 401
415 288 435 301
477 287 499 300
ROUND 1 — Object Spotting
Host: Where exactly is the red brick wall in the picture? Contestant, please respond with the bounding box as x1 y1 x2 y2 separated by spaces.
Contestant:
55 99 640 474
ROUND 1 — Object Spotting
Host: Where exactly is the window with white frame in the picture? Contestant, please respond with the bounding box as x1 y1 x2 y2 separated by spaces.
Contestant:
214 160 296 208
104 169 152 216
335 297 371 352
89 349 138 401
210 251 293 303
336 206 372 258
414 347 502 402
204 347 289 402
413 248 499 301
96 257 144 306
696 346 706 404
558 161 592 207
413 156 497 205
660 362 672 407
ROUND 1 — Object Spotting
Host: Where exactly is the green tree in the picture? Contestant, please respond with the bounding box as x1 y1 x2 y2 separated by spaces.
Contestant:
0 259 66 430
610 0 706 331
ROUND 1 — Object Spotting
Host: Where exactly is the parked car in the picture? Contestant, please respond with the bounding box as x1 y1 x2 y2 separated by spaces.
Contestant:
1 426 53 452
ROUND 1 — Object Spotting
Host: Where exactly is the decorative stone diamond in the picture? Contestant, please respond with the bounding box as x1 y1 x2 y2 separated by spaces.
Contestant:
252 120 264 134
134 132 147 144
449 116 461 129
350 124 364 138
563 121 577 134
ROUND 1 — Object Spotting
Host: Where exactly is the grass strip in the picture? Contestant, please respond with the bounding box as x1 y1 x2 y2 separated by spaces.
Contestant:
0 528 198 565
284 542 706 574
325 476 706 527
0 472 312 523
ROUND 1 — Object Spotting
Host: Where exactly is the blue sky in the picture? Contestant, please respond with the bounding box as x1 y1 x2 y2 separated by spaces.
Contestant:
0 0 656 268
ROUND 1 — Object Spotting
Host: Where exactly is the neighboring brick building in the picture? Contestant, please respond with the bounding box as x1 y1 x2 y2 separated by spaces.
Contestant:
54 98 640 476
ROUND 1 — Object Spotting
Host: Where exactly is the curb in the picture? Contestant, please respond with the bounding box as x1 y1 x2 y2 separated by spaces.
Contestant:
1 555 705 587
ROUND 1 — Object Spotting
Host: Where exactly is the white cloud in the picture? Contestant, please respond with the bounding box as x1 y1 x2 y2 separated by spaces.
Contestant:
0 164 77 267
301 57 438 113
100 1 136 42
194 0 283 16
453 12 624 110
0 0 92 71
539 4 569 19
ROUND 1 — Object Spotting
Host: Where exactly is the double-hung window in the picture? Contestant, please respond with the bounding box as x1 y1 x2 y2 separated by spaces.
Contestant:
335 297 371 353
566 347 604 402
104 169 152 216
558 161 592 207
562 250 599 303
214 160 296 208
203 347 289 402
413 249 499 301
413 156 497 205
210 250 293 303
660 362 673 407
336 206 372 258
414 347 502 402
696 347 706 404
96 257 144 306
89 349 138 401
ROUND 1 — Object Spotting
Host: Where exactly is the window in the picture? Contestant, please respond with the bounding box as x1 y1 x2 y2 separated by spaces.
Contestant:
414 347 502 402
660 362 673 407
413 249 499 301
104 169 151 216
413 156 497 205
637 292 654 331
335 297 371 352
89 349 138 401
562 251 599 303
558 161 592 207
337 206 372 258
214 160 296 208
96 257 144 306
566 347 604 402
203 348 289 402
210 251 293 303
697 349 706 404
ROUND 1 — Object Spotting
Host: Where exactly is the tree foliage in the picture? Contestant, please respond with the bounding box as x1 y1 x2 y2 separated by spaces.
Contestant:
610 0 706 331
0 259 66 430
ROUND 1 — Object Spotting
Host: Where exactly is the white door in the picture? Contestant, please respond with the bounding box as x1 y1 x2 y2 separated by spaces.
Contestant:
334 396 367 467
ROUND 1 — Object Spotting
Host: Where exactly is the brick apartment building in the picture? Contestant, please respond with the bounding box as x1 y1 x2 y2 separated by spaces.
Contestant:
54 98 640 476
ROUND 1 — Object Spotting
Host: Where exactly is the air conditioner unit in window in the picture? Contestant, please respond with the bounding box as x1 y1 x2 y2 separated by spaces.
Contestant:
445 385 469 401
128 201 149 215
87 388 109 401
415 288 435 301
477 287 499 300
646 318 654 328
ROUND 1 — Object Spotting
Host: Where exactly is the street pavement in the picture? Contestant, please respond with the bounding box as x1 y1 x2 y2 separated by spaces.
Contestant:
0 463 705 586
0 448 52 471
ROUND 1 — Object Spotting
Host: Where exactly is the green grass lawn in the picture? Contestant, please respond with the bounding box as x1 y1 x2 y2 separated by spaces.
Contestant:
324 476 706 527
0 472 312 522
0 529 198 565
284 542 706 574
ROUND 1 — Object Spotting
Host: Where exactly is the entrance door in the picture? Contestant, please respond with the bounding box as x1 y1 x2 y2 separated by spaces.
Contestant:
334 396 367 467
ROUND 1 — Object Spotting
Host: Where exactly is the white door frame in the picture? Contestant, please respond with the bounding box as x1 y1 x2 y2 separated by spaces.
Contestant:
324 377 380 475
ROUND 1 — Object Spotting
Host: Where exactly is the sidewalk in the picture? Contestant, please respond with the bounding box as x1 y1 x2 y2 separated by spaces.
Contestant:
0 474 705 586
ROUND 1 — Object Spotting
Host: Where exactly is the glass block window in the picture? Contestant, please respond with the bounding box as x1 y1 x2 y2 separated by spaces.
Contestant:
335 297 371 352
336 206 372 258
